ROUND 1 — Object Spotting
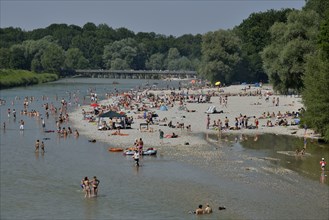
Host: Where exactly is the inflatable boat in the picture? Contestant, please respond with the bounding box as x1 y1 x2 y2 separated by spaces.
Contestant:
123 148 157 156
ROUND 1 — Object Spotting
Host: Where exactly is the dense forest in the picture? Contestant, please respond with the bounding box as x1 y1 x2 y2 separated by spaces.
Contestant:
0 0 328 139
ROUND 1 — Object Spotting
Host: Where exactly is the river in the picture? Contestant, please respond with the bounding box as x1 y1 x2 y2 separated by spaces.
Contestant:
0 78 328 220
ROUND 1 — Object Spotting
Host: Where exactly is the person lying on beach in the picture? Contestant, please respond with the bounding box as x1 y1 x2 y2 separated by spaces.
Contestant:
165 133 178 138
112 128 121 135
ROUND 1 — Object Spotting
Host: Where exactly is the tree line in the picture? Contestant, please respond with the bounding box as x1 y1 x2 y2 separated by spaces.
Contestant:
0 7 294 85
0 0 328 139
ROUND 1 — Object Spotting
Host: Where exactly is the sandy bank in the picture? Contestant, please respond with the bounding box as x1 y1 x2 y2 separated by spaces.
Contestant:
69 84 315 150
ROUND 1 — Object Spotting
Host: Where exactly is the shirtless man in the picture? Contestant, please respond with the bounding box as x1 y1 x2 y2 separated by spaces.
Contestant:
91 176 100 197
195 205 204 215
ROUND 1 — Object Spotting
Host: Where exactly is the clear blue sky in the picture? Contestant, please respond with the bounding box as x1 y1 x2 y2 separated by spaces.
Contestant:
0 0 305 37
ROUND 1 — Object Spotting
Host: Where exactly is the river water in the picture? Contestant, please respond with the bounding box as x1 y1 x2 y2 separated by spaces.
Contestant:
1 78 328 220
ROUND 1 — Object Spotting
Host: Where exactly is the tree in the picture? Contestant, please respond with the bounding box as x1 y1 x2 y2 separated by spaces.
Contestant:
103 38 138 69
165 48 181 70
22 36 57 72
261 10 320 94
0 48 10 68
302 51 329 140
177 56 193 70
145 53 165 70
318 11 329 57
0 27 26 48
200 29 242 84
64 48 89 69
40 44 65 73
234 9 293 82
304 0 329 19
9 45 29 69
110 58 129 70
301 6 329 140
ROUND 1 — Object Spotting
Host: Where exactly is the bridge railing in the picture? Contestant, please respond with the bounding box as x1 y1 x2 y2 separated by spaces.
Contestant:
75 69 197 75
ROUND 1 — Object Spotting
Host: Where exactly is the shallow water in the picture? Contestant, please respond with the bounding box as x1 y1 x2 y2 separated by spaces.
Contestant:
208 133 329 186
1 79 328 220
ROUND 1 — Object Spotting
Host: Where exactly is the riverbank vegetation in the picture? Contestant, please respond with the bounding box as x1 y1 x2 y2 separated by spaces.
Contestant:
0 0 328 139
0 69 58 89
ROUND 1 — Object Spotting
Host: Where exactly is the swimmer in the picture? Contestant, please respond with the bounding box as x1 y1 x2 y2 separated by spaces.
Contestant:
195 204 204 215
204 203 212 214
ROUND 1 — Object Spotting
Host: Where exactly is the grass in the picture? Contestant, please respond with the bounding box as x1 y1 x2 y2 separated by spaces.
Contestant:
0 69 58 89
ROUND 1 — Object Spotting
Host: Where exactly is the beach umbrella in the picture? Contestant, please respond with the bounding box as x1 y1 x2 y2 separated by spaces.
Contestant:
90 103 99 107
215 81 221 86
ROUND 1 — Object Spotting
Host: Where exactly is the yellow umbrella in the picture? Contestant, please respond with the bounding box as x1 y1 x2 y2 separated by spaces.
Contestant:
215 81 221 86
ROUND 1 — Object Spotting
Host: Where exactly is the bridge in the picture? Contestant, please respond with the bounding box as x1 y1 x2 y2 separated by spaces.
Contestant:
74 69 197 79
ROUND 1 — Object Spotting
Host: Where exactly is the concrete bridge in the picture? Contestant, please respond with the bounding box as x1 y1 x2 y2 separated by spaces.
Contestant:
74 69 197 79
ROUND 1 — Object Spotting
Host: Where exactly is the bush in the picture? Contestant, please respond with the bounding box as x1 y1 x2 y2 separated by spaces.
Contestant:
0 69 58 89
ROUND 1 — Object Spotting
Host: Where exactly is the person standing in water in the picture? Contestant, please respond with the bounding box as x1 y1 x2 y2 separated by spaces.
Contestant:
41 118 46 130
19 120 25 130
133 150 140 167
82 177 91 198
91 176 100 197
35 140 40 152
41 141 45 153
320 158 326 171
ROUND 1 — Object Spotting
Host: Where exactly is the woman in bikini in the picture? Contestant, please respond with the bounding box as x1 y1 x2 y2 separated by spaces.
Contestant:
82 177 91 198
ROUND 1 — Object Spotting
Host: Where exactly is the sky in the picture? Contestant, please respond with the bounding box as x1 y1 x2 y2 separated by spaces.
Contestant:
0 0 306 37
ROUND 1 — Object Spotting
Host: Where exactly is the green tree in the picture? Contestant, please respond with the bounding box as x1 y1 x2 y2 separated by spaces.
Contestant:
173 34 202 59
165 48 181 70
9 45 29 69
22 36 57 72
145 53 165 70
103 38 137 69
261 10 320 94
302 51 329 140
64 48 89 69
177 56 193 70
40 44 65 73
304 0 329 19
0 48 10 68
0 27 26 48
318 11 329 57
110 58 129 70
234 9 293 82
200 29 242 84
